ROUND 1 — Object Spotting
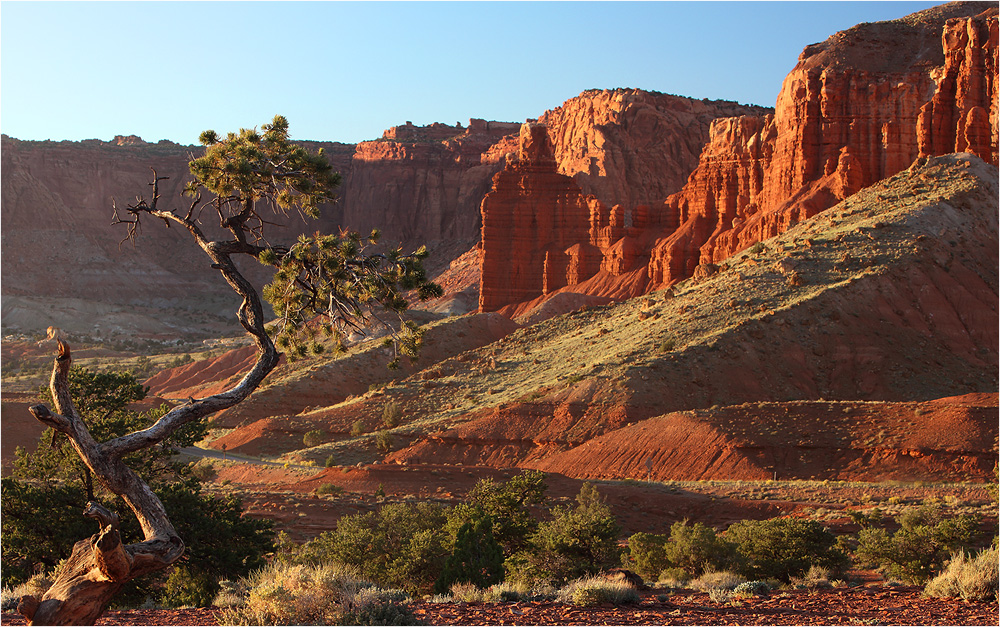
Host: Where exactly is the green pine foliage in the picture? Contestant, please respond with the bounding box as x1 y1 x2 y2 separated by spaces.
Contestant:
184 115 443 365
521 483 621 584
435 516 505 594
1 367 272 602
725 517 848 582
855 504 981 584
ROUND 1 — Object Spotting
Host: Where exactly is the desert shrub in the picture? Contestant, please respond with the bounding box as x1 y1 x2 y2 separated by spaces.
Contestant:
212 580 246 608
690 571 746 592
315 483 344 497
161 565 216 608
325 454 337 468
484 581 527 602
303 429 324 448
623 532 670 581
435 515 505 593
725 517 848 582
626 522 740 582
217 562 354 624
339 587 420 626
923 546 998 602
457 470 548 555
523 483 620 584
855 505 980 584
664 520 742 578
218 562 419 625
189 461 217 483
375 430 393 453
732 580 772 597
656 567 690 588
351 420 365 437
790 565 832 589
1 571 54 610
445 582 486 603
556 577 640 607
282 501 450 595
382 401 403 428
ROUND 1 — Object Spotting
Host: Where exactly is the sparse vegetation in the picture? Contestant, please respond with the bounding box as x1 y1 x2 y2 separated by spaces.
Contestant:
303 429 325 448
382 400 403 428
558 577 640 607
855 504 981 584
375 430 393 453
315 483 344 497
923 545 998 602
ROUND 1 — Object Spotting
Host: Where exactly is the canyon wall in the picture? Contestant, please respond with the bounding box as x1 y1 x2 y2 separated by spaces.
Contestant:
336 119 520 244
0 136 355 338
0 120 515 337
478 92 771 312
478 2 999 313
540 89 771 209
651 2 998 287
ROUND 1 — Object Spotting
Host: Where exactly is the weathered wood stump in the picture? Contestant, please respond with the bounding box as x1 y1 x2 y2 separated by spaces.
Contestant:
17 502 183 626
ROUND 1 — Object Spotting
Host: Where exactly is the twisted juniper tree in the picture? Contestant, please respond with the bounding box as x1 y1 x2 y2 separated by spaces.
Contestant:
18 115 441 625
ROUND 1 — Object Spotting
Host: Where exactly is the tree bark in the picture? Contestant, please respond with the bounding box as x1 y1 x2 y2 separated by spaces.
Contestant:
19 237 279 625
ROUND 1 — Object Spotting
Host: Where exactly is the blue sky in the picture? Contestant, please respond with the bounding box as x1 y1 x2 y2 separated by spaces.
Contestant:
1 1 940 145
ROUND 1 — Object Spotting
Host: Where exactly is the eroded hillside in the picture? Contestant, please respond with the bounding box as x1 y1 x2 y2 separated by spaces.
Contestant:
195 153 997 483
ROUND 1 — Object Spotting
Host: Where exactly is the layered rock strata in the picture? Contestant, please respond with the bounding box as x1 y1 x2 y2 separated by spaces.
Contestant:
653 2 998 286
478 91 769 313
478 3 999 314
337 119 521 244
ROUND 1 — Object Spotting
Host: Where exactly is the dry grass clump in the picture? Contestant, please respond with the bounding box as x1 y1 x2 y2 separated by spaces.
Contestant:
556 577 640 607
216 561 417 625
690 570 747 592
923 546 998 603
429 581 548 604
1 573 54 611
790 565 833 589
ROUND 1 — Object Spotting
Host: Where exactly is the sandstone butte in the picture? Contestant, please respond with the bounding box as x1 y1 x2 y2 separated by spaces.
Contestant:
477 2 998 318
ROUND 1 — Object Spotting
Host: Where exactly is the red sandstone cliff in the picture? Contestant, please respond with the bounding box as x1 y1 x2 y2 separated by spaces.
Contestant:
478 2 998 314
337 119 521 244
650 2 998 287
540 89 772 209
478 92 770 313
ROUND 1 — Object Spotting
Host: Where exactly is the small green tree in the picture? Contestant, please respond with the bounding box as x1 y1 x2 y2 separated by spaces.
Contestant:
663 520 742 579
725 517 847 582
524 483 621 583
382 401 403 428
623 532 670 581
435 515 505 593
458 470 548 555
855 505 980 584
16 115 440 625
283 501 450 595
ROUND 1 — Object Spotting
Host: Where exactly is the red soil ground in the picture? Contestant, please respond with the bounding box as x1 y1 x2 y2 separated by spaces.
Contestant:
3 587 996 625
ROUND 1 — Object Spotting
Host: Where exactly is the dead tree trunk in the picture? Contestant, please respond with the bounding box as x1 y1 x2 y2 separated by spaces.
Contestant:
15 124 434 623
16 209 281 624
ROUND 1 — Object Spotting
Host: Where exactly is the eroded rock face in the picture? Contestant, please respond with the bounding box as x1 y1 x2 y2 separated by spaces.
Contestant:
477 3 998 314
478 124 600 311
478 92 770 312
337 119 521 243
540 89 771 209
649 3 998 287
0 120 516 337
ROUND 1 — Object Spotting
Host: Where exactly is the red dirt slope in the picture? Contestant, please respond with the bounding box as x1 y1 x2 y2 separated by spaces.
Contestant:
527 394 998 483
